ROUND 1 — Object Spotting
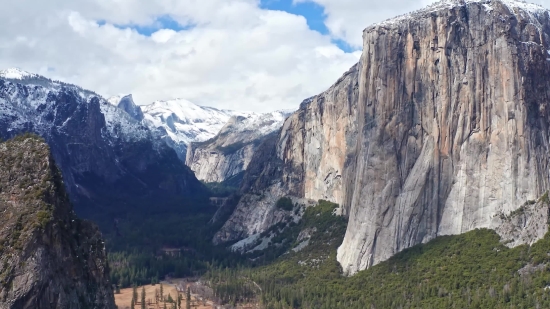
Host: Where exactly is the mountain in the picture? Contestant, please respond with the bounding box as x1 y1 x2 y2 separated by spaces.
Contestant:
0 135 115 309
107 94 144 121
213 63 359 244
107 96 254 161
186 110 293 183
214 0 550 275
0 69 206 224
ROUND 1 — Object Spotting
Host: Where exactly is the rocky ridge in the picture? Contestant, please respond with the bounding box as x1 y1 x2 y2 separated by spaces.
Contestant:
0 135 115 309
141 99 254 161
0 72 205 220
186 111 292 183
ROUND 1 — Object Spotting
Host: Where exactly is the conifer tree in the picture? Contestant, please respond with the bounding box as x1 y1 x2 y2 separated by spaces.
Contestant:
141 287 146 309
132 285 138 304
186 287 191 309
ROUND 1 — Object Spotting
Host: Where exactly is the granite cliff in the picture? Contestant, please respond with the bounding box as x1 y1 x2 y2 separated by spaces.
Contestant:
213 64 359 244
215 0 550 275
338 0 550 274
0 135 115 309
186 111 292 183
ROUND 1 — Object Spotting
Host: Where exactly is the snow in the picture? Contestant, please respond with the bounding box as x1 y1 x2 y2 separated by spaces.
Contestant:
372 0 549 28
141 98 255 144
0 71 156 146
107 95 125 106
0 68 36 80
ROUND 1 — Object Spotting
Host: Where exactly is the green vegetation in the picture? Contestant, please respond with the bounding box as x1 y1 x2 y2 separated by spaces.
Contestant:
203 181 239 197
205 200 550 309
275 197 294 211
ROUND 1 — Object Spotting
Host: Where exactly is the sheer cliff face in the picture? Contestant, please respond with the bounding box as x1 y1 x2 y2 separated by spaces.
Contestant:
213 65 359 244
338 0 550 274
0 136 115 309
186 111 291 183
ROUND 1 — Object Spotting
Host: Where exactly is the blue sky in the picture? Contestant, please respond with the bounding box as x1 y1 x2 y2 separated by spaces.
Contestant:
259 0 354 52
107 0 355 53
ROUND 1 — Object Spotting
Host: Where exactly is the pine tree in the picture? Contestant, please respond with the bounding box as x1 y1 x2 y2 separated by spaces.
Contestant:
131 298 135 309
177 294 181 309
160 283 164 302
133 284 138 304
186 287 191 309
141 286 146 309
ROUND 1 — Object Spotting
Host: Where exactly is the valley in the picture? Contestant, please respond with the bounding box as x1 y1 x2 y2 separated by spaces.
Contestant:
2 0 550 308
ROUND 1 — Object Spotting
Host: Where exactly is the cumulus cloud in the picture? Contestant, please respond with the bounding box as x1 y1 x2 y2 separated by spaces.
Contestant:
297 0 549 47
2 0 547 112
0 0 359 112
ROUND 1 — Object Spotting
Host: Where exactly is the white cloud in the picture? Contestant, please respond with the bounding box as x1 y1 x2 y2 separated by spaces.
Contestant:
294 0 434 47
2 0 547 112
297 0 550 47
0 0 359 112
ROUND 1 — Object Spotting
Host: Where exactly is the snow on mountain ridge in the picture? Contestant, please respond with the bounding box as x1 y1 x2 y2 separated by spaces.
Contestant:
0 72 157 145
372 0 548 28
141 98 255 145
0 68 37 80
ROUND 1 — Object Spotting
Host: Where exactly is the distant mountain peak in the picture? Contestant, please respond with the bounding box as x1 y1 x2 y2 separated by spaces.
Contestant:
0 68 37 80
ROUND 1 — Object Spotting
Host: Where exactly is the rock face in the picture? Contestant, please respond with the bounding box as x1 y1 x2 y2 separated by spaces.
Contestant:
186 111 292 183
495 197 550 248
338 0 550 274
114 94 144 121
0 136 115 309
0 72 206 222
213 64 359 244
215 0 550 275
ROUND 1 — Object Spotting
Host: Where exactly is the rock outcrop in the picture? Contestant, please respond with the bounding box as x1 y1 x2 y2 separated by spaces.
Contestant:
114 94 144 121
0 136 115 309
495 197 550 248
186 111 291 183
338 0 550 274
213 64 359 244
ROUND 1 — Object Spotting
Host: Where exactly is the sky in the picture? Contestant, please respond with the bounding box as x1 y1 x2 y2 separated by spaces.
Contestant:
1 0 548 112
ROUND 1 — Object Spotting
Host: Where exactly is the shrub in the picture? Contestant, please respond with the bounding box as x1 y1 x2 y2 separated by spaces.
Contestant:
276 197 293 211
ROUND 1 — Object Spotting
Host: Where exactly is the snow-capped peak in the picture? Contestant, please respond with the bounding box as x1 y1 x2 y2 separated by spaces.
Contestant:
0 68 37 80
107 94 125 106
141 98 254 144
372 0 548 29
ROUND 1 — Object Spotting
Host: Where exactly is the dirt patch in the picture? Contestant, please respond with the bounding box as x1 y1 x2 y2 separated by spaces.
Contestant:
115 283 212 309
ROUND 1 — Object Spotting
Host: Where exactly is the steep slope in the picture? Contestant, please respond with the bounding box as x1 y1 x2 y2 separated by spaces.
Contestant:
338 0 550 274
107 94 144 121
141 99 253 161
0 135 115 309
186 111 292 183
0 70 206 224
213 64 359 244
